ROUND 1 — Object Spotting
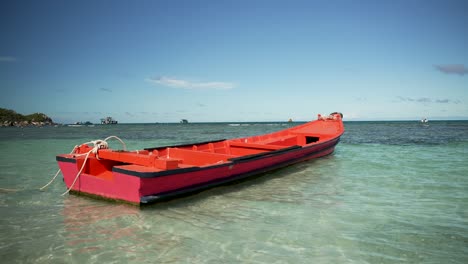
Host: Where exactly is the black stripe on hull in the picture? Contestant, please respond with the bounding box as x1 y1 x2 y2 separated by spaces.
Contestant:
56 155 77 163
140 143 338 204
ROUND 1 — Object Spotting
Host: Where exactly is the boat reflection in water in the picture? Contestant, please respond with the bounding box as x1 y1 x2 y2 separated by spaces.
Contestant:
61 197 141 254
60 196 200 260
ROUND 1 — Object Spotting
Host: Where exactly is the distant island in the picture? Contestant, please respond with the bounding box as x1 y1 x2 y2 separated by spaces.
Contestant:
0 108 55 127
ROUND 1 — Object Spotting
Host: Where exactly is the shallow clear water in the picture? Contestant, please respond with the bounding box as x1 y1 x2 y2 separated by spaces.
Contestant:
1 121 467 263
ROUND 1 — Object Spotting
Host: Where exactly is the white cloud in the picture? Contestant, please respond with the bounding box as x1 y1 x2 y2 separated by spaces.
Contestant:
147 76 235 90
0 56 17 62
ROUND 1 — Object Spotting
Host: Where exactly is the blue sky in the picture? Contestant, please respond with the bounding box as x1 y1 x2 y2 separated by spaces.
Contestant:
1 0 467 123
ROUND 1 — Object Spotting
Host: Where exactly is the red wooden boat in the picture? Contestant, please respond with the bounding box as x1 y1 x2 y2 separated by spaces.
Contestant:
56 113 344 205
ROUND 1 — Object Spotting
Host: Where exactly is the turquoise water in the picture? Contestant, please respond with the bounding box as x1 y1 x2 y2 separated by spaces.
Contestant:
1 121 467 263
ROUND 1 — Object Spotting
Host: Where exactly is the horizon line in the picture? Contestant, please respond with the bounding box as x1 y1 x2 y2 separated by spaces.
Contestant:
57 119 468 125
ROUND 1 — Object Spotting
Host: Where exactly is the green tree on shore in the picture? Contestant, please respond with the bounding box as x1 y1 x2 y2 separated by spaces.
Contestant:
0 108 53 124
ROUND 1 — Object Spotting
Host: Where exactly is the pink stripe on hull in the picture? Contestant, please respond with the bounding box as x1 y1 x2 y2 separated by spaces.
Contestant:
58 161 141 203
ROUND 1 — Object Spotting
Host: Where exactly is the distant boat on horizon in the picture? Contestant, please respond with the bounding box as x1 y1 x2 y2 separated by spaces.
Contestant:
421 118 428 123
101 117 118 125
180 119 188 124
68 121 93 127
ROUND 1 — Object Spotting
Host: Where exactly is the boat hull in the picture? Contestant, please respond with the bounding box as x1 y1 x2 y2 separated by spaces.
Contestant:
56 113 344 205
139 139 338 203
57 138 339 204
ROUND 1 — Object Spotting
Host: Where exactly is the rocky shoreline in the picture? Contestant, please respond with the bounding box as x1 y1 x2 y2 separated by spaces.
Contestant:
1 120 56 127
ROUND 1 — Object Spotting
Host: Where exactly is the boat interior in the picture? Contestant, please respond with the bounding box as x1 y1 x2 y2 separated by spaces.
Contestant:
68 120 342 177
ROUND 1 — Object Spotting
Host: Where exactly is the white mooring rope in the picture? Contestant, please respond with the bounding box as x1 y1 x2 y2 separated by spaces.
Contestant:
39 145 79 191
40 136 127 196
